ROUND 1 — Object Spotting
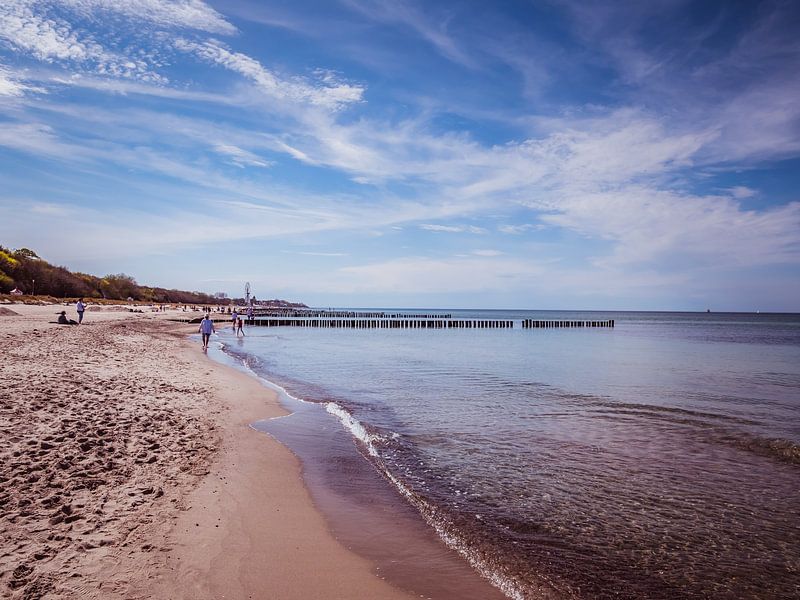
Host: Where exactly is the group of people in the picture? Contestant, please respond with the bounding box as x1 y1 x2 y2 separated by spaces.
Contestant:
198 306 254 349
232 310 245 336
54 298 253 353
55 300 258 351
57 298 86 325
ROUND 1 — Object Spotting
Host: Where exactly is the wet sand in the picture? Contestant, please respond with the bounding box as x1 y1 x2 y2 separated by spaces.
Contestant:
250 387 509 600
0 303 416 599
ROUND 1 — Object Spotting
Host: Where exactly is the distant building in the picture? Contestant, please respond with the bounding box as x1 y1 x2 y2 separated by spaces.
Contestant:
214 292 228 299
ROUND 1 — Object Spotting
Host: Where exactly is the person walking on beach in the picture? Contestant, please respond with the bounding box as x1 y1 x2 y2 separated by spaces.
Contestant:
236 317 245 337
231 310 238 331
76 298 86 324
199 313 216 349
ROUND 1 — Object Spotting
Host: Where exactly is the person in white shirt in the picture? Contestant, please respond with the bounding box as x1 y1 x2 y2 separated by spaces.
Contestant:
198 314 216 349
76 298 86 324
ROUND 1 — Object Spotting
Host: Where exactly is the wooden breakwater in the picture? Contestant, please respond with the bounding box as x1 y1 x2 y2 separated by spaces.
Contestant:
177 313 614 329
250 309 452 319
522 319 614 328
249 318 513 328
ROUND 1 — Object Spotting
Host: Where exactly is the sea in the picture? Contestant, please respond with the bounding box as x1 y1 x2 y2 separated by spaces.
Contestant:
207 310 800 600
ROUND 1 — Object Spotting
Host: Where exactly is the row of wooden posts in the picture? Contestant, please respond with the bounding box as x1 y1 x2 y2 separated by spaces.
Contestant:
244 318 513 329
187 310 616 329
521 319 615 328
252 310 453 319
189 317 615 329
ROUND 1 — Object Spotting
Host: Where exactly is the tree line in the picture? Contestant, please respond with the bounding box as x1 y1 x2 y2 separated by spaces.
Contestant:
0 246 226 305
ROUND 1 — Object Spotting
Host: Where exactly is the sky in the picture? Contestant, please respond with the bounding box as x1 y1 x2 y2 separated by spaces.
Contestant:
0 0 798 310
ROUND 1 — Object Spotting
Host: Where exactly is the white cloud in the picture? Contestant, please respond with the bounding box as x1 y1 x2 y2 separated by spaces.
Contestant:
559 0 800 168
46 72 232 102
282 250 350 257
0 0 166 82
0 1 96 61
498 224 542 234
271 140 317 164
0 121 86 157
213 144 273 168
0 195 335 261
728 186 756 199
472 249 503 256
0 63 41 96
6 91 796 290
57 0 236 35
419 224 487 233
0 72 25 96
6 79 798 289
174 38 364 110
29 202 68 215
0 0 236 87
329 256 546 294
707 78 800 164
542 186 800 269
342 0 475 68
420 224 462 232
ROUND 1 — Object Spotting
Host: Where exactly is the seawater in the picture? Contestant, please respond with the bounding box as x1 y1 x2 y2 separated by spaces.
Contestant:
215 310 800 599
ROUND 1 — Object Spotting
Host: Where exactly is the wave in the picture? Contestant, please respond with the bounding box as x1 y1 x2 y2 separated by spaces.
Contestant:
571 396 799 465
373 452 577 600
324 402 384 458
584 398 760 425
321 398 571 600
722 432 800 465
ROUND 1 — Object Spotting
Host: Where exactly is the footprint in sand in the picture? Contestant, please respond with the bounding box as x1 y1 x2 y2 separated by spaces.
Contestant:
9 563 34 589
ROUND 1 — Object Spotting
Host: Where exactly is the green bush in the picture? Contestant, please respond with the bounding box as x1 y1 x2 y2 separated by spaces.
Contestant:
0 271 14 293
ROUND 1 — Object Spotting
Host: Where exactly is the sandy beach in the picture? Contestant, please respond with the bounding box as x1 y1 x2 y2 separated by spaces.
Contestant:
0 303 416 600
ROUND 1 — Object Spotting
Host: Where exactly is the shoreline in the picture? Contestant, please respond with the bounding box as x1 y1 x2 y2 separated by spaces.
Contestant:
0 304 416 599
210 338 509 600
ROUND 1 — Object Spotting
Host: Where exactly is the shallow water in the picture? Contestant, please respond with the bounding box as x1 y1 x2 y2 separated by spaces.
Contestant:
216 311 800 599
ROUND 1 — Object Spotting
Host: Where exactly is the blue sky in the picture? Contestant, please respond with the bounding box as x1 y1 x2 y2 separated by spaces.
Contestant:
0 0 798 310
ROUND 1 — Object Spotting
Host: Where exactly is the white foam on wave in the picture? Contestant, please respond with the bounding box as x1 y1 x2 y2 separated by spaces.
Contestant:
214 342 386 457
255 374 312 406
325 402 382 457
377 467 528 600
323 399 529 599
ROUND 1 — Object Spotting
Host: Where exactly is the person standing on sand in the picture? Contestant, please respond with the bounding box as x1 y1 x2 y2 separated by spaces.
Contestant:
231 310 238 331
199 314 216 349
76 298 86 324
236 317 245 337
